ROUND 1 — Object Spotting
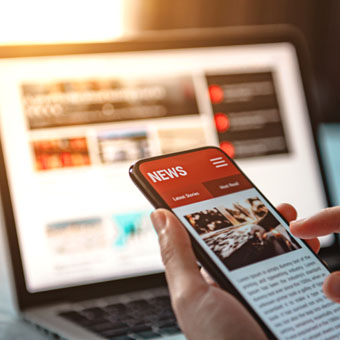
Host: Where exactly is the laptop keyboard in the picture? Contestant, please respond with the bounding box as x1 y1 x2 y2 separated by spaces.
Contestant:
58 294 181 339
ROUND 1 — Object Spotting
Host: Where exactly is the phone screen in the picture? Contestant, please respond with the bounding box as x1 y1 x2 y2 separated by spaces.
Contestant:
137 147 340 340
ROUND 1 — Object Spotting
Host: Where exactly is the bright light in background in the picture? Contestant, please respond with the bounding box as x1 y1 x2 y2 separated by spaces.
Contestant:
0 0 125 45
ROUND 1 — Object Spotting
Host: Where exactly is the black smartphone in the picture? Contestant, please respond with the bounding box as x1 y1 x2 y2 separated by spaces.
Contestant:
129 146 339 340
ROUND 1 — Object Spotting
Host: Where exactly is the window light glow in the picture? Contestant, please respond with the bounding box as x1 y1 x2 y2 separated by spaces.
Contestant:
0 0 125 45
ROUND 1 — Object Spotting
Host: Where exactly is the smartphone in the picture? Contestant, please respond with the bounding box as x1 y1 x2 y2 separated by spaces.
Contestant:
129 146 339 340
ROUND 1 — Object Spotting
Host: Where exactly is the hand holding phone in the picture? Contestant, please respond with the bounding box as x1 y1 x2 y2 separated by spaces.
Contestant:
130 147 340 340
151 207 280 340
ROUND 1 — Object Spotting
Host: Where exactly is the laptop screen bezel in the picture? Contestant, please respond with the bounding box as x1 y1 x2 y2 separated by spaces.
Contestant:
0 25 331 310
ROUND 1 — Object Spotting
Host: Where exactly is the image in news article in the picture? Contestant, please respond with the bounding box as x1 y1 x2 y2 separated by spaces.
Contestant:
185 195 301 270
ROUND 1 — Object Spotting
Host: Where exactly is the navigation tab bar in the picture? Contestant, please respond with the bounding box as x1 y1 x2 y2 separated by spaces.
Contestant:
203 174 252 197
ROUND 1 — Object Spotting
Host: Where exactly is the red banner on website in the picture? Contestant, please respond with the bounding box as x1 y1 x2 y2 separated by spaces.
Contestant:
139 148 252 208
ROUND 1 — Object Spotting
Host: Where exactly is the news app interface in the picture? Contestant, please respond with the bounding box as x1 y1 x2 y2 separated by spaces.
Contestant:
139 148 340 340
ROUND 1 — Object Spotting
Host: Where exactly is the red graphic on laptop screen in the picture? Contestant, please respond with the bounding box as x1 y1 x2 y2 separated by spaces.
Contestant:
139 148 252 208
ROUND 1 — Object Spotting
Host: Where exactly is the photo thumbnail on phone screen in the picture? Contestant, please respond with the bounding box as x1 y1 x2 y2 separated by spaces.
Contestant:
136 147 340 340
184 192 301 271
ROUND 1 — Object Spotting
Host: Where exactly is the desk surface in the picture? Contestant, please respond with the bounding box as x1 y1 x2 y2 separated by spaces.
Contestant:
0 316 48 340
0 246 48 339
0 278 48 339
0 207 49 339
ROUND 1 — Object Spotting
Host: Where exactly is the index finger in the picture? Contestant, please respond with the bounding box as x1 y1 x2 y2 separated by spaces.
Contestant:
290 206 340 238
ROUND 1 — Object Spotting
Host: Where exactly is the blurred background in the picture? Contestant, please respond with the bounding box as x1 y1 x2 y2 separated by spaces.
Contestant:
129 0 340 125
0 1 339 337
0 0 339 262
1 0 339 207
1 0 339 124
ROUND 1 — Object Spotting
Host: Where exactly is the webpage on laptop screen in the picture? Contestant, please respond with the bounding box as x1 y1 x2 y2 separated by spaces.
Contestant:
0 43 332 294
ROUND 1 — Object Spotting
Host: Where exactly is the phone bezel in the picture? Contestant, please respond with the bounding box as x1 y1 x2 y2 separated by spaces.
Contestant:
129 145 332 340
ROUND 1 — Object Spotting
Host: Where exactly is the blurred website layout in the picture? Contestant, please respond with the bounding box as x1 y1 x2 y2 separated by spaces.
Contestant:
0 44 329 292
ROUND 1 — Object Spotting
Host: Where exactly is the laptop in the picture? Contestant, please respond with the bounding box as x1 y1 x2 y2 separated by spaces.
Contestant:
0 26 334 340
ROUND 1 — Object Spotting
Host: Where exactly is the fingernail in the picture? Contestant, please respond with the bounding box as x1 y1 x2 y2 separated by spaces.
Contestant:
325 273 340 300
151 210 167 235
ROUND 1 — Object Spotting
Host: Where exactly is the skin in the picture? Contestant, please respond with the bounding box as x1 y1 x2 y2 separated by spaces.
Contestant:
290 206 340 303
151 204 339 340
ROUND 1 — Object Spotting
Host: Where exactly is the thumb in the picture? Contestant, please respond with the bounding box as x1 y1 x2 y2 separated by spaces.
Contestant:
323 272 340 303
151 209 206 296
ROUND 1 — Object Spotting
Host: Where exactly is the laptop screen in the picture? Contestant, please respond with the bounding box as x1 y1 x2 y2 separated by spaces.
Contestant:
0 42 332 293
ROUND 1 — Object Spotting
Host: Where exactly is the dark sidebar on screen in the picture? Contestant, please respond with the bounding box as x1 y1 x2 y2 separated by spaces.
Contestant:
207 72 289 159
137 148 340 340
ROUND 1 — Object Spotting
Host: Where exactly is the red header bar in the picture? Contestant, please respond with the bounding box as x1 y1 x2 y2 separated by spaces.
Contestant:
139 148 252 208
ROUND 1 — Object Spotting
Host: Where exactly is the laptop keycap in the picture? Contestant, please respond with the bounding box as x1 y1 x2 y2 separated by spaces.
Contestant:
91 321 128 333
58 293 181 339
100 327 131 338
82 307 108 319
59 311 94 326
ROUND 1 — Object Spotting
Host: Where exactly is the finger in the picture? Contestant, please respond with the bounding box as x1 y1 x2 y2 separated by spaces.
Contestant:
151 209 207 297
276 204 321 252
276 203 297 222
323 272 340 303
304 238 320 253
290 206 340 238
200 268 218 287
